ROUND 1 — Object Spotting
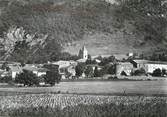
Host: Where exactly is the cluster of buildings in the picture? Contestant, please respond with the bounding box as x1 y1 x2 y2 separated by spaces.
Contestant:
116 60 167 76
0 46 167 80
0 46 89 80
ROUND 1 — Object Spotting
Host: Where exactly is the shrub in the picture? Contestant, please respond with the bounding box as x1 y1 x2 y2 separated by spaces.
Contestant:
133 68 146 76
152 68 162 77
108 76 118 80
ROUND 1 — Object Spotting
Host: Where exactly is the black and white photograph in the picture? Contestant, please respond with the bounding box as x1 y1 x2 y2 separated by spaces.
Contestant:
0 0 167 116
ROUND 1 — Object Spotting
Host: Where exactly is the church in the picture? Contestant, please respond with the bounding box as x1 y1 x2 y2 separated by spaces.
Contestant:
78 46 88 60
77 46 88 62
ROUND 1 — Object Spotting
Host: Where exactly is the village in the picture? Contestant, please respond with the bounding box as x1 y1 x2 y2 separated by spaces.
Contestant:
0 45 166 86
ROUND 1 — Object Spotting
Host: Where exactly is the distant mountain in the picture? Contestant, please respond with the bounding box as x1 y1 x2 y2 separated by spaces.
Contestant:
0 0 166 62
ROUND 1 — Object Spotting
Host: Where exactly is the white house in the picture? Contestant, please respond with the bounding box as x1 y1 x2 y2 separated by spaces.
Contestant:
145 62 167 73
116 62 134 76
9 65 22 79
132 59 167 73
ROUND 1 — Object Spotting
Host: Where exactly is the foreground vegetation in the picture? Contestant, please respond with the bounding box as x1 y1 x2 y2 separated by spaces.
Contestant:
8 102 167 117
0 94 166 117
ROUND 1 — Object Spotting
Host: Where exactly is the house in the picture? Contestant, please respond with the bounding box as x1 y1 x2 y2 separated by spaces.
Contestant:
131 59 149 68
76 59 87 63
114 54 129 61
51 60 77 68
59 65 76 79
86 64 102 71
9 65 22 79
145 61 167 73
131 59 167 74
9 64 49 79
116 62 134 76
0 69 9 78
94 59 101 63
48 60 77 79
23 65 48 77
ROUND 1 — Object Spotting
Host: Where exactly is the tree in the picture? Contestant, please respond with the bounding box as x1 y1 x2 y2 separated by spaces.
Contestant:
108 64 116 75
99 56 116 66
75 63 85 77
95 56 103 61
84 66 93 78
44 70 61 86
15 70 40 86
85 59 97 65
152 68 162 77
133 68 146 76
85 54 96 65
88 54 92 60
94 66 100 77
108 56 116 63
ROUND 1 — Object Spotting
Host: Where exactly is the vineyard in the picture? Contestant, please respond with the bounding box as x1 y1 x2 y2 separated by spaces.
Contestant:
0 94 167 117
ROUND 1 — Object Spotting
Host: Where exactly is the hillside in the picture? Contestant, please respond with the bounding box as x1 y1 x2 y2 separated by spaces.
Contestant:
0 0 166 62
64 29 163 56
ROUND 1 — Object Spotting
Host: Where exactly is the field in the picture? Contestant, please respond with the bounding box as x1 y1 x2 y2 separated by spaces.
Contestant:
0 80 167 96
0 81 167 117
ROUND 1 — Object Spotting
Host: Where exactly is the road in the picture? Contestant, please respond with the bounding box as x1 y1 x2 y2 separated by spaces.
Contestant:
0 80 167 96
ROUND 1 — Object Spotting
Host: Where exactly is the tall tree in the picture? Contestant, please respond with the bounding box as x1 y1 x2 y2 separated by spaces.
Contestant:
84 66 93 78
75 63 85 77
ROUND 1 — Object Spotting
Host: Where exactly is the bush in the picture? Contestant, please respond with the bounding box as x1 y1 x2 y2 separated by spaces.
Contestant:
15 70 40 86
152 68 162 77
108 76 118 80
133 68 146 76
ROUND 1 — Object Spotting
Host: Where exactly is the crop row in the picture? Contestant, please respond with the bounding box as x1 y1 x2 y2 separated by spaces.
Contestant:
0 94 166 110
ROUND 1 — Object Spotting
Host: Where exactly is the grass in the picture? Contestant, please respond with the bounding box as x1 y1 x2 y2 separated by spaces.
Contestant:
0 80 166 96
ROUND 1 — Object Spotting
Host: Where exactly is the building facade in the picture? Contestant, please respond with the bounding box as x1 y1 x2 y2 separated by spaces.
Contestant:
132 60 167 73
116 62 134 76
